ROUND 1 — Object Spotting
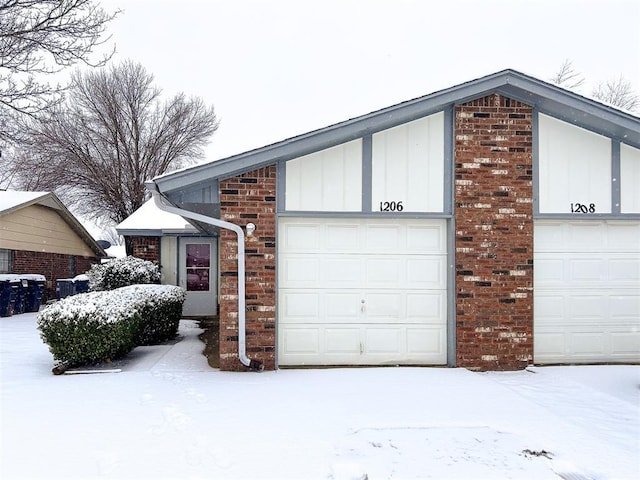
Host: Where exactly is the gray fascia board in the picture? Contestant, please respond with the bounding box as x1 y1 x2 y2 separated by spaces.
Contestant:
116 228 163 237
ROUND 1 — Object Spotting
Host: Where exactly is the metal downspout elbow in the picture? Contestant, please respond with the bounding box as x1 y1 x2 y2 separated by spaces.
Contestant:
146 183 263 371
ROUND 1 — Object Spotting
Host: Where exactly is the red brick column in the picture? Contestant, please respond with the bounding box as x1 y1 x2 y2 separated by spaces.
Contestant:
130 236 160 263
219 166 277 371
454 94 534 370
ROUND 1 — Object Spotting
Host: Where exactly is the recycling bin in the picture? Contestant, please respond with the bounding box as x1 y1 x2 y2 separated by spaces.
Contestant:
23 274 46 312
56 279 76 299
0 275 16 317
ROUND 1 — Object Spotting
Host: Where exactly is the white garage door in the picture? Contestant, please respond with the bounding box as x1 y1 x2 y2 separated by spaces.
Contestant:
534 220 640 364
278 218 447 366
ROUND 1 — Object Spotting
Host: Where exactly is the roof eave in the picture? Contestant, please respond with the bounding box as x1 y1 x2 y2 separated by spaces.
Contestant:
152 69 640 194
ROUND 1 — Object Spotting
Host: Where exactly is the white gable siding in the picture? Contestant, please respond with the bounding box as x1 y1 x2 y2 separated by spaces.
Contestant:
538 114 611 214
285 140 362 211
372 112 444 213
621 144 640 213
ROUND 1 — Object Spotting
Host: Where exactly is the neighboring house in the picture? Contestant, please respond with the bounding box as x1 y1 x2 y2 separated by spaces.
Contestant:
0 191 107 299
115 198 215 317
128 69 639 372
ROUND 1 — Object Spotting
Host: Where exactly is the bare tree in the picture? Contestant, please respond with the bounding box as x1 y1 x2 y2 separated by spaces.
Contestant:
592 76 639 113
549 59 585 90
10 60 219 226
550 60 639 113
0 0 119 143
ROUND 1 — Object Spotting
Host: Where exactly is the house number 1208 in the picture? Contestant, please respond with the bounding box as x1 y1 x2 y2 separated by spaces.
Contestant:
380 201 404 212
571 203 596 213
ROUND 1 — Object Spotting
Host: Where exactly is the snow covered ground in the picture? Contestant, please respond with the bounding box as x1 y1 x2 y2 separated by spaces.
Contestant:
1 312 638 480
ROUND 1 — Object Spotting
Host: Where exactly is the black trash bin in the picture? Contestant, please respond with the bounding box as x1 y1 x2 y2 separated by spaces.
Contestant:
0 275 16 317
23 274 46 312
73 275 90 294
56 279 76 299
11 278 27 315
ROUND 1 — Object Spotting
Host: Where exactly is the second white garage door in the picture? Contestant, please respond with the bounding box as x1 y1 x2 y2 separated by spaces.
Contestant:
534 220 640 364
278 218 447 366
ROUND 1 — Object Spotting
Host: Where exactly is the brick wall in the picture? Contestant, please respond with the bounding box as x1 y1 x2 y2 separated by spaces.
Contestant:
454 94 534 370
130 236 160 263
12 250 99 300
219 166 277 371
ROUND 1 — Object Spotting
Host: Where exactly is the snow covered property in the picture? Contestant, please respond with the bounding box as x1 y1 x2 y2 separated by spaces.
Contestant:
117 69 640 372
1 313 638 479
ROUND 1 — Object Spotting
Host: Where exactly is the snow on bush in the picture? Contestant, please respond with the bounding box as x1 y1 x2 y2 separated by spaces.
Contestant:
37 285 186 366
87 256 161 291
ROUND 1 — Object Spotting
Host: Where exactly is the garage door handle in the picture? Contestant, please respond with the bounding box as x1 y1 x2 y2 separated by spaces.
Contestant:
361 299 365 313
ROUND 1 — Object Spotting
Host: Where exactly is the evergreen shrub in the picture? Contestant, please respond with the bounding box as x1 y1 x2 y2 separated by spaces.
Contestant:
87 256 161 291
37 285 186 366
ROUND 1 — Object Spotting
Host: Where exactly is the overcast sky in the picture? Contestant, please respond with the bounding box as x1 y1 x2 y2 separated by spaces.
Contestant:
105 0 639 163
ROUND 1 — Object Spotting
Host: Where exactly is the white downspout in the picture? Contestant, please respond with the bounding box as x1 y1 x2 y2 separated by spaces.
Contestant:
146 182 263 371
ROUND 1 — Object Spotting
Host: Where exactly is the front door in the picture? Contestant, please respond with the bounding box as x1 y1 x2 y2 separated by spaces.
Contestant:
179 237 217 316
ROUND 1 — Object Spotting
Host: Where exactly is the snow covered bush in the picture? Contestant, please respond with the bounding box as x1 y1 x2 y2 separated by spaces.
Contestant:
87 256 161 291
132 285 186 345
37 285 185 366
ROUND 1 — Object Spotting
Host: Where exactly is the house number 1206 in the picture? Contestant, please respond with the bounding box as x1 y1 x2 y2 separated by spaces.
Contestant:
380 201 404 212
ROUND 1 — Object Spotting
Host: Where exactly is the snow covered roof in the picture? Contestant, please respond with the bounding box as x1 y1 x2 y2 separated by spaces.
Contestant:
0 191 52 214
0 190 107 257
116 199 199 236
152 68 640 196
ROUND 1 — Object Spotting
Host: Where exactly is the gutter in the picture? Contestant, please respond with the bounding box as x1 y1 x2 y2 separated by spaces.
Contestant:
145 181 263 371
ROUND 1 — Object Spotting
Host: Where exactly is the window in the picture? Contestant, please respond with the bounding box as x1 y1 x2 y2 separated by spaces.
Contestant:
186 243 211 291
0 249 12 273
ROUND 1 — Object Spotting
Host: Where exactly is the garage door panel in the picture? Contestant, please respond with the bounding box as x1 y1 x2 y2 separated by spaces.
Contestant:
364 293 402 320
533 330 565 357
325 328 361 354
609 259 640 282
281 223 321 251
282 328 320 355
278 217 447 366
365 224 403 251
407 224 446 252
534 293 565 319
535 221 640 252
366 328 401 354
535 220 640 364
326 223 360 250
536 291 638 326
568 295 607 319
326 293 361 321
407 257 447 287
281 292 319 319
365 257 401 285
535 326 640 363
535 253 639 288
279 324 446 365
406 293 445 322
323 257 362 286
611 331 640 355
535 259 564 283
281 257 320 286
407 327 446 355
